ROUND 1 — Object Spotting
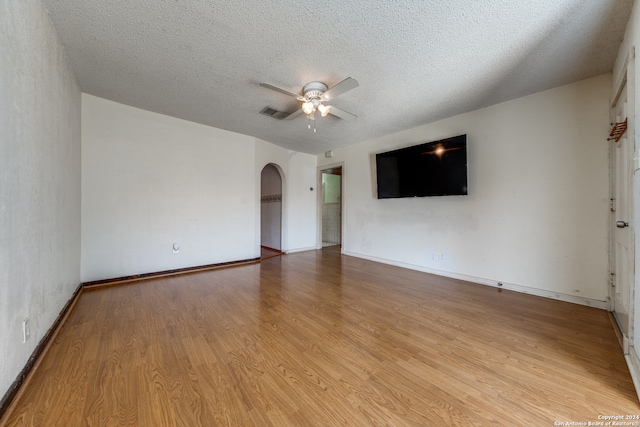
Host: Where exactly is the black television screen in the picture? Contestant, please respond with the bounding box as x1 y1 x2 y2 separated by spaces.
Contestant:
376 135 468 199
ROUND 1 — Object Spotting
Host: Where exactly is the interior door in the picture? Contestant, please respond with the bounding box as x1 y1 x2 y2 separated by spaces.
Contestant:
610 79 632 337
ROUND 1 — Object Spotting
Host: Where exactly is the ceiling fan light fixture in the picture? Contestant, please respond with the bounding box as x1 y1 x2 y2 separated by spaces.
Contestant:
302 101 315 115
318 104 330 117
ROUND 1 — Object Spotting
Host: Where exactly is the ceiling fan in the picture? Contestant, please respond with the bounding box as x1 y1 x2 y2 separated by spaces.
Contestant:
260 77 359 130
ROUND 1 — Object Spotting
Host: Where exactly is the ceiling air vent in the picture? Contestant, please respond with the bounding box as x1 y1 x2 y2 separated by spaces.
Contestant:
260 106 289 120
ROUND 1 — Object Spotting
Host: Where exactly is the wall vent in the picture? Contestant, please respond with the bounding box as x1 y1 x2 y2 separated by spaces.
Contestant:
260 106 289 120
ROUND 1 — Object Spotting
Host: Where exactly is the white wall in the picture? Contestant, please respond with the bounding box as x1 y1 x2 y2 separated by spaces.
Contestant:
0 0 81 400
287 153 319 252
255 139 318 253
82 94 257 282
319 74 611 306
83 96 319 282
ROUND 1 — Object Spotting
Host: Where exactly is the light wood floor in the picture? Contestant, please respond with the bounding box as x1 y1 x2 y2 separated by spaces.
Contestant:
2 247 639 426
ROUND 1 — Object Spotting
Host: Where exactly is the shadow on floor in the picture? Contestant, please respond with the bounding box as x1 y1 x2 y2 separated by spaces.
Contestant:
260 246 284 260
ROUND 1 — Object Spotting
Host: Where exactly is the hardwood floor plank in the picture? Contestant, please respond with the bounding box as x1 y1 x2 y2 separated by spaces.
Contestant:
2 247 639 426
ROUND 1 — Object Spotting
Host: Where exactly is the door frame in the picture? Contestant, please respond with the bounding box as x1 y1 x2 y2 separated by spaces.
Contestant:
317 162 344 250
609 54 636 354
260 163 285 252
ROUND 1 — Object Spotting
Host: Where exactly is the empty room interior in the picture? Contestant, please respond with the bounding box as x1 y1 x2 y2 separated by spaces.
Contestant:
4 0 640 425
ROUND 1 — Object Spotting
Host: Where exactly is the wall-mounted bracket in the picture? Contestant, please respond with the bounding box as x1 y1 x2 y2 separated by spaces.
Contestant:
608 118 628 142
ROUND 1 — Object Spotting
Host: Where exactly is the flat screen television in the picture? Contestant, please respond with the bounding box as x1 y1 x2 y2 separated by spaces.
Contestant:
376 134 468 199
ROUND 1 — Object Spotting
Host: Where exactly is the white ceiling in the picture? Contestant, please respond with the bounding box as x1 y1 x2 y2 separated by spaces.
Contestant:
42 0 633 155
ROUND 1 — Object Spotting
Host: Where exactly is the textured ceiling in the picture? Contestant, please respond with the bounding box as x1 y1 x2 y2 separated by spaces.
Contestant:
42 0 633 154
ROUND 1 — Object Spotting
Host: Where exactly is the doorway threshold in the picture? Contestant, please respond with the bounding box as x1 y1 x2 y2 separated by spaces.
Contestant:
261 246 284 260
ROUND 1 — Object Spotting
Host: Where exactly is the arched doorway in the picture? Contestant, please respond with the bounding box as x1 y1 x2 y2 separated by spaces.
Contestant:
260 164 283 258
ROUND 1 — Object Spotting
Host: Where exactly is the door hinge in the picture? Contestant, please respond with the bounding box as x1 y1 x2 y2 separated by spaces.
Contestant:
610 198 616 212
610 272 616 288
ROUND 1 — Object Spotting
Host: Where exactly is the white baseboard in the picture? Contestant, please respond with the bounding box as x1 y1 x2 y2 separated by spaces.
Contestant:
626 346 640 402
343 250 607 310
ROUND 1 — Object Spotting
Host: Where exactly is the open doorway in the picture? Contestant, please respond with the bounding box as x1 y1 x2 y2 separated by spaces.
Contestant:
261 164 284 259
321 167 342 248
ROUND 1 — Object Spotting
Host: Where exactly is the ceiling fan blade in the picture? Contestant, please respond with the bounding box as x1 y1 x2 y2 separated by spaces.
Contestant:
321 77 359 101
260 83 303 100
328 106 357 122
284 108 304 120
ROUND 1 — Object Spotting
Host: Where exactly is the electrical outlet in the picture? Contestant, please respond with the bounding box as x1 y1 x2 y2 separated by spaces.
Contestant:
22 318 30 343
432 252 444 262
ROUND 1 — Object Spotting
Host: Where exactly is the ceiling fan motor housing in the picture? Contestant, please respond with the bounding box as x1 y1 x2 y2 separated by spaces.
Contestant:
303 81 328 100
